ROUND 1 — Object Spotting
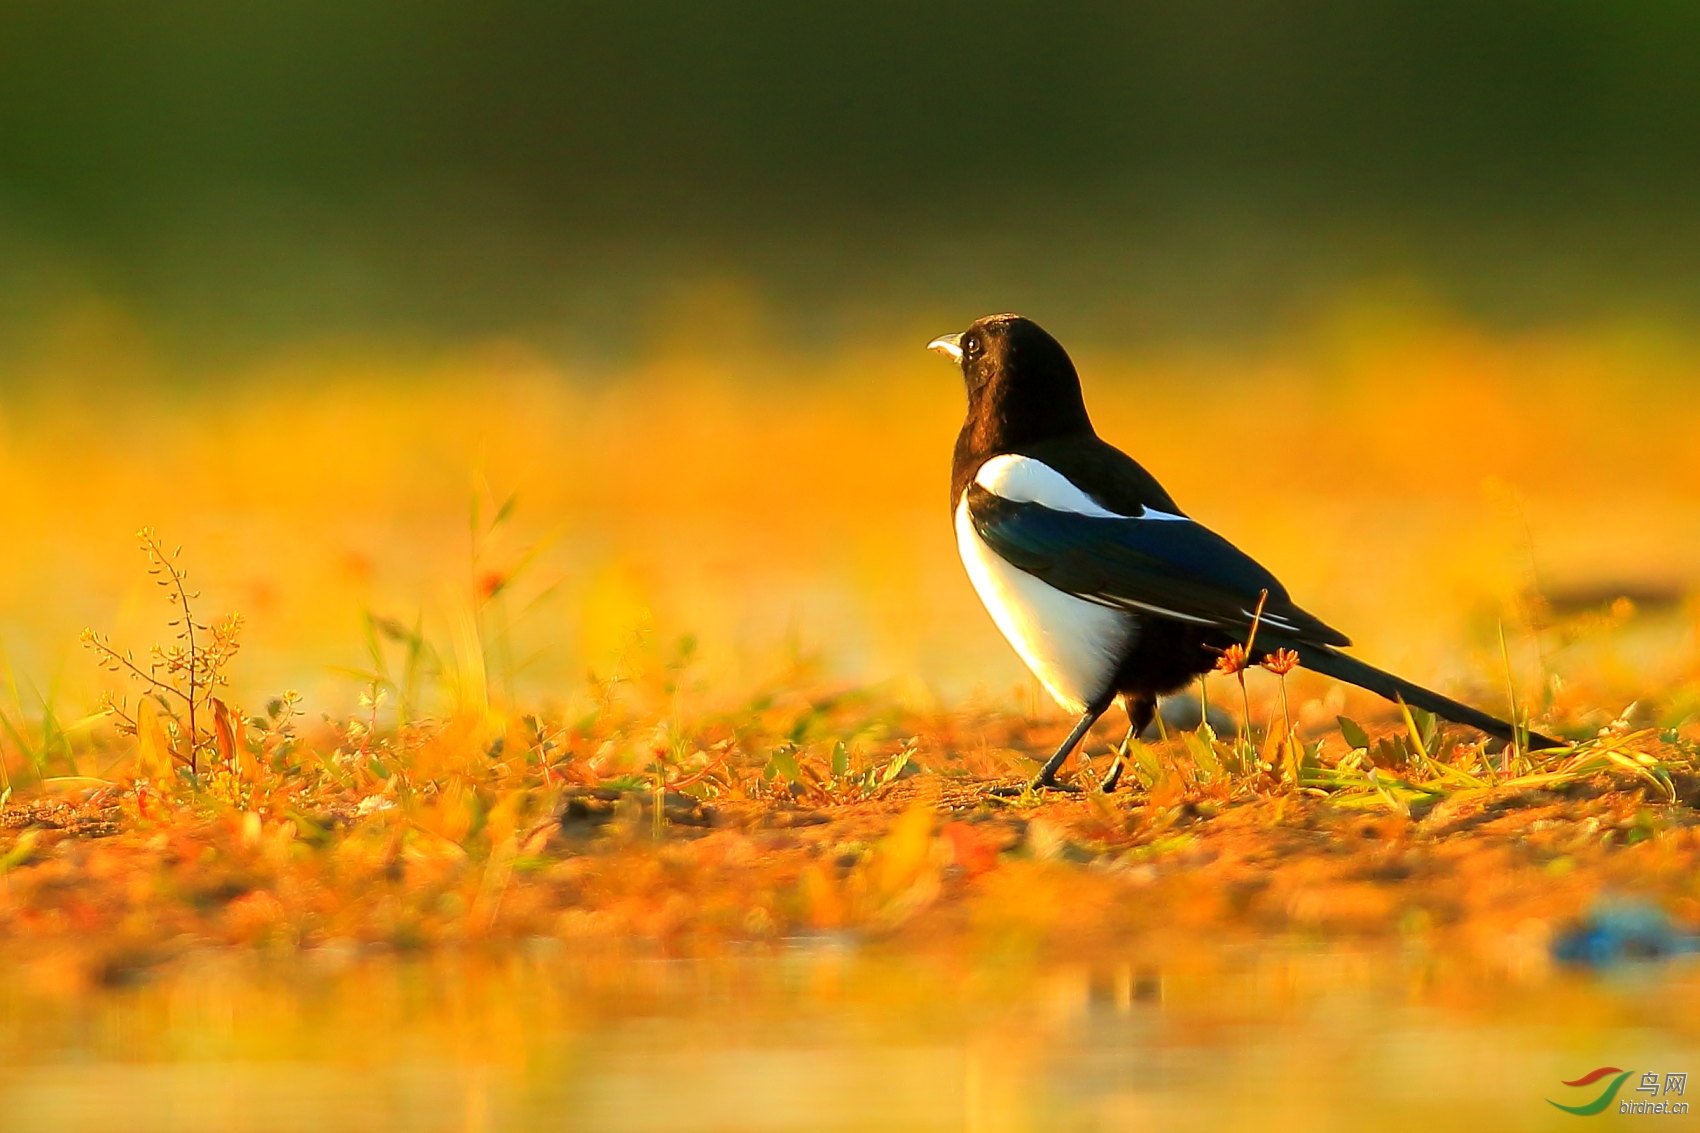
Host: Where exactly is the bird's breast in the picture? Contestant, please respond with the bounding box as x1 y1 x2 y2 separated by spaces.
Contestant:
953 494 1135 714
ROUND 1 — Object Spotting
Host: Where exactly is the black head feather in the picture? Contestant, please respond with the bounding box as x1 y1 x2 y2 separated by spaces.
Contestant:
951 314 1092 453
939 314 1095 507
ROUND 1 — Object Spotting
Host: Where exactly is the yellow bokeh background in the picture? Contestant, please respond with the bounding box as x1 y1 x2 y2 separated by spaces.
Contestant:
4 290 1698 732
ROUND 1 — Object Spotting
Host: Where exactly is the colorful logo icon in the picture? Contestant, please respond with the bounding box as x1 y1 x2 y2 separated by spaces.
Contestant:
1548 1068 1633 1116
1549 1068 1689 1115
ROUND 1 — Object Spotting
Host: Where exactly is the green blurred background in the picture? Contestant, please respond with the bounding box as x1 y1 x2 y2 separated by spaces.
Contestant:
6 0 1700 370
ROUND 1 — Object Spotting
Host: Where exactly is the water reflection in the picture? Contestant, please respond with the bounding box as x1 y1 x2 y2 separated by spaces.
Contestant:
0 942 1693 1132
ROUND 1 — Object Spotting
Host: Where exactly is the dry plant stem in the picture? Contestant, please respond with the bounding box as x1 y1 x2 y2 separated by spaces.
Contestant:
1243 589 1270 658
359 682 381 757
1238 589 1269 752
1236 671 1251 747
1498 621 1524 780
82 530 244 778
1278 673 1295 787
84 637 192 710
142 530 201 773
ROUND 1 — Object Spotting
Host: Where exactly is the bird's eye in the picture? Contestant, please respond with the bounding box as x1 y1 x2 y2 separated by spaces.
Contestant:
963 334 983 360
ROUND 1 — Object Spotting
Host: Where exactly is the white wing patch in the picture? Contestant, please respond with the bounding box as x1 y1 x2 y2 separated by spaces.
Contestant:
954 494 1134 715
1139 507 1191 522
1242 608 1299 630
1124 599 1214 625
974 454 1188 521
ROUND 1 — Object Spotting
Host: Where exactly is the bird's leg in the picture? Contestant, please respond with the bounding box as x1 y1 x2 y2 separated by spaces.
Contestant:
1028 710 1100 792
997 691 1114 795
1101 694 1155 794
1038 692 1123 791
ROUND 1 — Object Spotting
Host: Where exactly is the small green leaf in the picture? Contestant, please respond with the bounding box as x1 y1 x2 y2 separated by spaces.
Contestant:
0 829 41 873
878 750 912 786
1412 706 1438 748
1298 738 1326 787
765 748 801 783
1373 736 1401 768
1337 716 1371 752
830 740 849 779
1125 738 1165 789
1183 728 1219 782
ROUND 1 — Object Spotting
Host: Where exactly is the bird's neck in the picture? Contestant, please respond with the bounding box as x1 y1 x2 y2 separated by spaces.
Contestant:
950 383 1094 507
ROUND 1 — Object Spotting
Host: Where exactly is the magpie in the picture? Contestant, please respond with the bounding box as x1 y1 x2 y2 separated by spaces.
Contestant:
929 313 1563 791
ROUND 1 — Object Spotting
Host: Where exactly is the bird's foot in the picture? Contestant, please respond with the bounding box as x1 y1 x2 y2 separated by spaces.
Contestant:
1099 759 1125 794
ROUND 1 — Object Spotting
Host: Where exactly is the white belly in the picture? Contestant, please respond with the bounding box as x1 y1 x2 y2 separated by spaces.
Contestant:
954 495 1135 714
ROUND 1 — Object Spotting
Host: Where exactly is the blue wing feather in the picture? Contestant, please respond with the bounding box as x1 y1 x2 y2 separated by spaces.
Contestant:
966 486 1351 647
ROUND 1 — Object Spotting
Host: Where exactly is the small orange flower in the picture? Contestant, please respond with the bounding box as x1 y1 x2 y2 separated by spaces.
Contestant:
1214 643 1248 675
1263 648 1300 676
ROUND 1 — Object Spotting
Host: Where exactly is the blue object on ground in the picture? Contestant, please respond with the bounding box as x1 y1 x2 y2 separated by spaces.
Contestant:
1551 898 1699 967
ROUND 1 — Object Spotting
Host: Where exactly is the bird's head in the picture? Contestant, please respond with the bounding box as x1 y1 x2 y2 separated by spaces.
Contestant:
928 313 1092 447
928 313 1074 394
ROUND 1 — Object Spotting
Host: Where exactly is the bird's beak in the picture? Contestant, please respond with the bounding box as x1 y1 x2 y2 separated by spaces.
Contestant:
927 333 963 361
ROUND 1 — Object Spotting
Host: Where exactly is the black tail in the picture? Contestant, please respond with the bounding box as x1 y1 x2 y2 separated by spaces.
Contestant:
1281 642 1564 750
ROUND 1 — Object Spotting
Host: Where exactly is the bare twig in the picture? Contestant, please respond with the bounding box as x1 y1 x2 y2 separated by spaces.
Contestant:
140 529 202 771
